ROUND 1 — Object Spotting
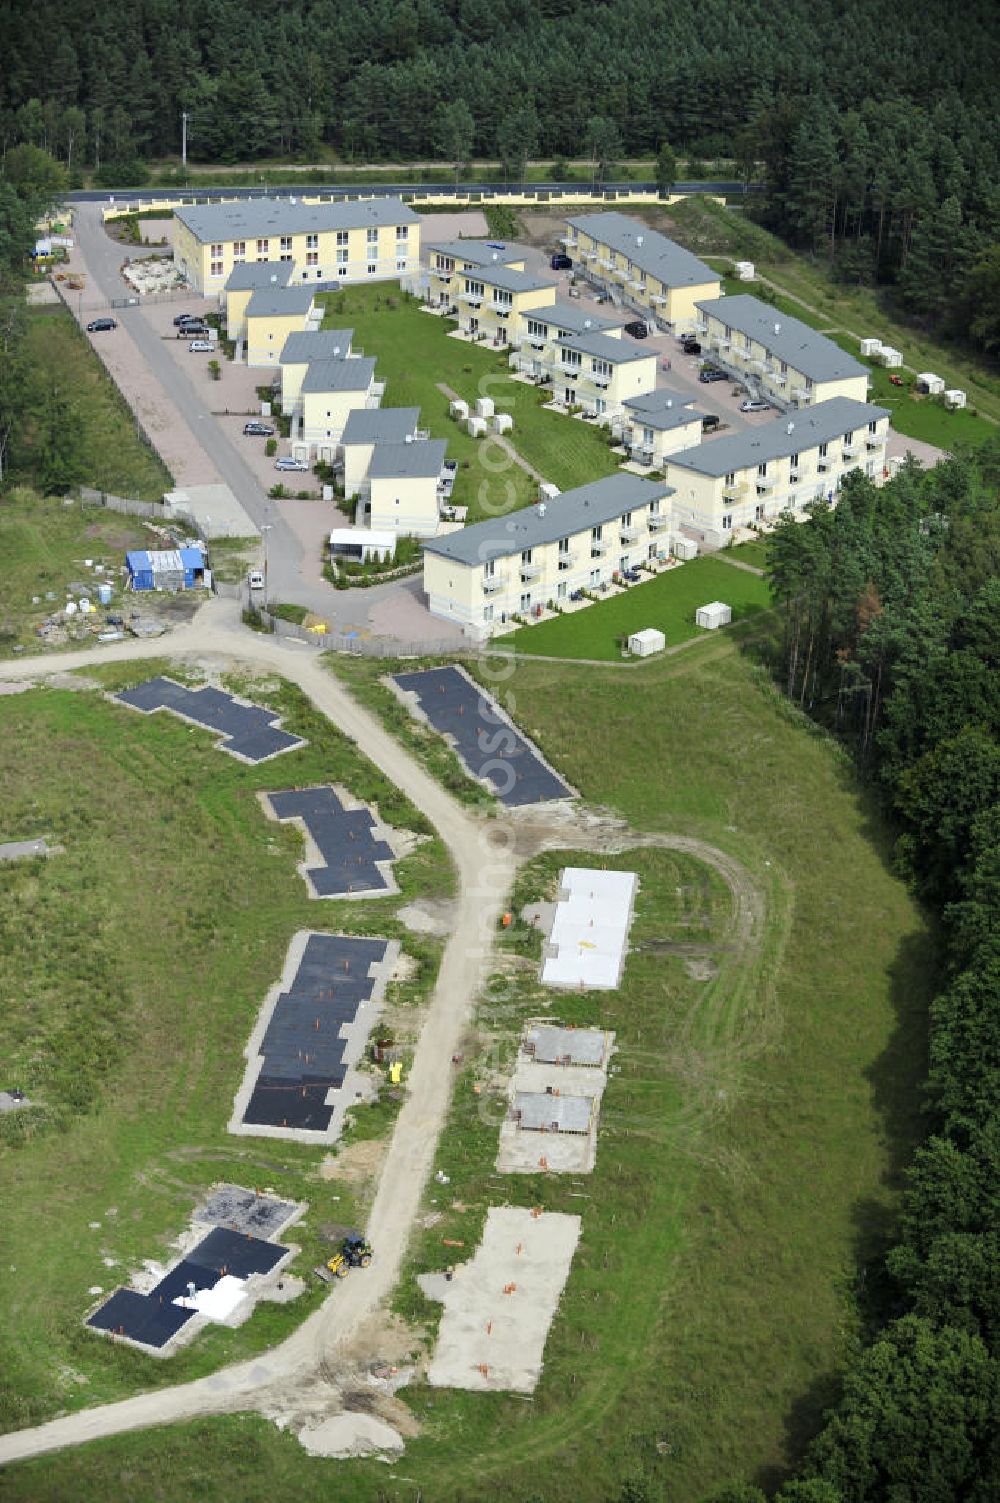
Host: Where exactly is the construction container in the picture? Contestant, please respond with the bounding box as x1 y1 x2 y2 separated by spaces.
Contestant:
672 536 698 561
475 396 495 419
628 627 666 656
945 389 967 410
466 416 487 438
450 398 469 421
888 455 905 476
735 260 755 281
538 482 561 503
916 372 945 395
696 600 732 630
860 337 883 358
879 346 903 368
492 412 514 435
97 582 113 607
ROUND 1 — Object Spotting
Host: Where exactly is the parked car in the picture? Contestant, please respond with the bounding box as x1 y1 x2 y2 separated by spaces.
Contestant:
188 339 213 353
86 317 117 332
699 366 727 383
701 414 721 432
682 339 702 355
550 253 573 271
247 569 264 591
740 397 771 413
624 320 648 339
173 312 200 326
243 420 275 437
274 457 309 472
178 322 209 338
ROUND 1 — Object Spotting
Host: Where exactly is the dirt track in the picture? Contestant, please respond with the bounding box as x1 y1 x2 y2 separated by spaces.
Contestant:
0 597 766 1466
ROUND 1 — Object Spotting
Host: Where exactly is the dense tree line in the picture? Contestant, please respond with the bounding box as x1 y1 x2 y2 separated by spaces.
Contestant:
704 454 1000 1501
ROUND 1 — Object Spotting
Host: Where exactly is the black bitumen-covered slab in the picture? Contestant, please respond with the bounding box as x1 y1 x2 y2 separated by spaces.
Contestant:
195 1185 296 1239
392 666 572 806
116 676 305 762
87 1227 290 1349
265 786 395 896
238 933 390 1133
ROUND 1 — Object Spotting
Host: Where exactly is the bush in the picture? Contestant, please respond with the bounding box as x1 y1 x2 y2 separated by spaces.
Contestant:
265 438 277 457
268 483 288 499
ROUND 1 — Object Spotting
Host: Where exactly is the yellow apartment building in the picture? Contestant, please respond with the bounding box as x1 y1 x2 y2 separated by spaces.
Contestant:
696 294 870 407
422 473 674 637
665 397 891 549
223 261 293 340
564 212 720 333
339 407 423 499
510 300 625 379
296 356 381 461
456 265 556 346
425 238 530 307
541 329 657 420
615 388 708 467
244 287 319 368
173 197 421 296
362 439 449 537
278 328 354 414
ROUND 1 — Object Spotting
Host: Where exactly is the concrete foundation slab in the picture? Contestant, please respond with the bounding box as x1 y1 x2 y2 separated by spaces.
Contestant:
164 482 261 540
541 867 638 990
496 1027 615 1175
420 1206 580 1392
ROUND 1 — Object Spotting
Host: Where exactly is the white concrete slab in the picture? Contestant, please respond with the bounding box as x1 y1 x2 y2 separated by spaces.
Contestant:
541 867 638 990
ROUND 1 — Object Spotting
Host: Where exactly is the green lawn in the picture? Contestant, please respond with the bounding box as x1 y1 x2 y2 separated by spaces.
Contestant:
508 556 772 659
19 307 173 499
823 333 995 450
725 537 770 568
318 285 619 519
0 668 450 1433
5 635 932 1501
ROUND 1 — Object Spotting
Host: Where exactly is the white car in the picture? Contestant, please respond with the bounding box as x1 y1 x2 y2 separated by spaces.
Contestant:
274 457 309 472
247 569 264 591
740 397 771 413
188 340 213 353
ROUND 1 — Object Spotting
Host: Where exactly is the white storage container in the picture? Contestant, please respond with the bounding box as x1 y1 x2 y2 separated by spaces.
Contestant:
538 482 561 503
945 389 967 410
735 261 755 281
450 398 469 421
860 338 883 358
475 396 495 419
695 600 732 630
672 536 698 561
493 412 514 434
628 627 666 657
879 346 903 368
916 372 945 395
466 416 488 438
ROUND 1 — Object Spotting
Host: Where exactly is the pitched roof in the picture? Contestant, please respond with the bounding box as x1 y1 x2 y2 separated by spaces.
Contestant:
224 261 294 293
301 356 377 394
245 286 317 319
666 397 890 476
463 264 555 295
426 238 531 267
557 329 654 364
567 211 718 290
422 473 673 567
174 195 420 244
522 301 626 337
368 438 447 479
280 329 353 364
623 388 706 431
695 294 867 381
341 407 421 445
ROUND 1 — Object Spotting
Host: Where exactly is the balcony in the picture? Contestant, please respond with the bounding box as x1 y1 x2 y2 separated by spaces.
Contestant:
755 474 775 490
648 512 667 530
482 575 505 595
712 335 732 352
722 481 749 502
491 302 512 316
528 339 545 351
560 234 577 248
558 361 582 377
692 319 708 334
618 524 640 543
791 387 812 405
817 459 831 473
842 443 859 460
650 293 667 306
520 562 542 581
590 376 611 389
628 449 654 466
461 293 482 307
557 552 574 569
590 538 608 556
866 434 883 450
789 471 801 484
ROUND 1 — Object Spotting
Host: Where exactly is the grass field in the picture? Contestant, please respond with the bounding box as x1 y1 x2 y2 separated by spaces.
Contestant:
319 286 618 519
3 634 932 1500
508 556 772 659
0 491 151 655
20 307 172 499
0 666 451 1434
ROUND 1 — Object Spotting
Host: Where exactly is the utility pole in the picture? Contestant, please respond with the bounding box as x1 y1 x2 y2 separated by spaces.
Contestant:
261 524 272 608
181 112 190 172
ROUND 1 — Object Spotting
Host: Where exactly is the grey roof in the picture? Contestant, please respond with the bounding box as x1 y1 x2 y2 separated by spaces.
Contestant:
514 1092 594 1134
523 301 626 337
558 329 655 364
427 238 531 267
224 261 293 293
666 397 890 477
174 195 420 244
341 406 421 445
368 438 447 479
463 265 556 295
525 1025 607 1067
301 356 377 394
280 328 353 364
422 473 672 567
245 286 317 319
695 294 867 382
567 211 719 290
623 388 705 432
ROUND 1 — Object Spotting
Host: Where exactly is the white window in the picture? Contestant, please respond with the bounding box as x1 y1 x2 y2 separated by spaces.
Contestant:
790 452 799 468
210 242 222 257
280 253 293 263
495 290 513 308
484 603 494 623
396 259 407 272
256 238 268 254
819 442 828 458
210 260 223 277
367 228 379 245
757 462 767 477
396 224 408 240
306 252 318 267
520 592 531 611
336 231 349 247
592 358 612 378
466 279 484 298
306 234 318 250
521 548 532 564
484 558 496 578
722 514 733 531
367 263 377 276
233 240 245 260
868 419 878 434
337 248 348 264
338 267 347 277
725 471 735 487
527 320 546 339
557 581 567 599
844 431 854 444
280 236 292 253
562 348 582 369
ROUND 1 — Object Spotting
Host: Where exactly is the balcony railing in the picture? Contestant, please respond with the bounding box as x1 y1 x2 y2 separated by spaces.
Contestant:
648 512 667 530
557 553 574 569
558 361 582 376
791 387 812 404
482 575 505 595
866 434 882 450
491 302 512 315
842 443 859 460
755 474 775 489
619 524 640 543
789 471 801 484
722 481 749 501
520 562 542 581
461 293 482 306
590 538 608 555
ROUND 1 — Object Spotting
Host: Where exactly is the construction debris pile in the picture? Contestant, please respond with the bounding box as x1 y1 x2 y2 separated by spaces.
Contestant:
123 256 185 296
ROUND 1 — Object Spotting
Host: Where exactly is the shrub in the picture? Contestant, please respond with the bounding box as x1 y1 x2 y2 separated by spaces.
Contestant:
268 484 288 499
265 438 277 457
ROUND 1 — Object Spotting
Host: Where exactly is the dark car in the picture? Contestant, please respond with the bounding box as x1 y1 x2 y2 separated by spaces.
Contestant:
624 319 648 339
177 322 209 338
172 312 200 326
243 420 275 437
682 339 702 355
699 366 727 383
550 252 573 271
701 413 721 432
86 317 117 332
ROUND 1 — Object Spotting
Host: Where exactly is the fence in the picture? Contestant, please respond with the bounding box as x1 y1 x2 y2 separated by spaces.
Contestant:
79 486 177 523
252 603 473 658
